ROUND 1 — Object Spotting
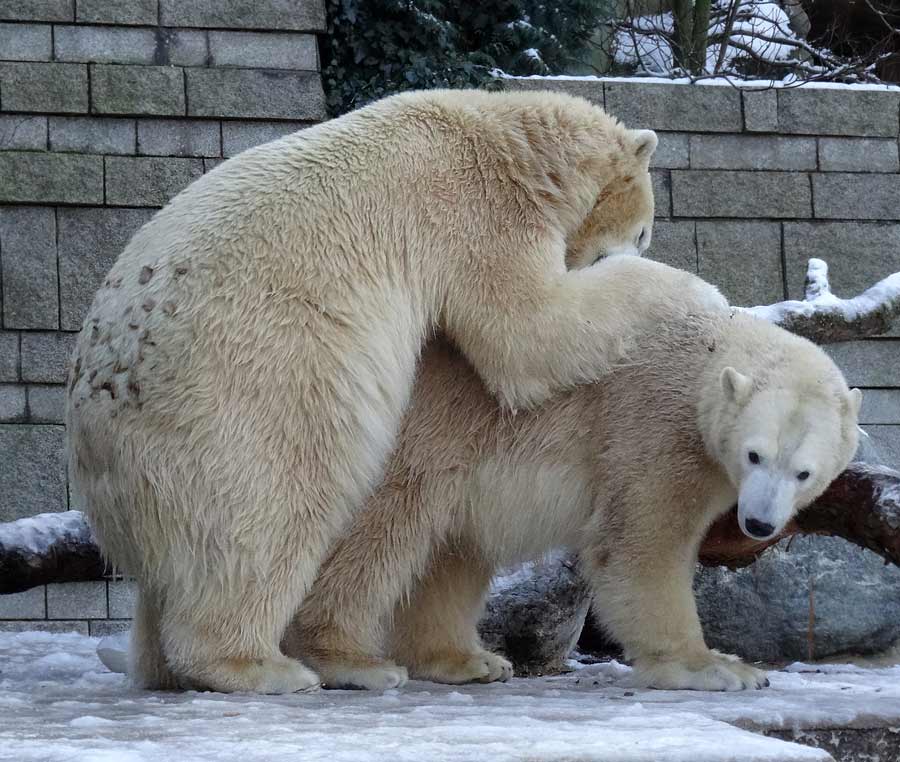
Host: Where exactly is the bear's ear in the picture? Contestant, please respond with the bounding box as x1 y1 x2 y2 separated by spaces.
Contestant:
633 129 658 162
843 388 863 419
720 367 752 405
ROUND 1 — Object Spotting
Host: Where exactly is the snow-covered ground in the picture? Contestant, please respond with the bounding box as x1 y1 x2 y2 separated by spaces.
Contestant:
3 631 900 762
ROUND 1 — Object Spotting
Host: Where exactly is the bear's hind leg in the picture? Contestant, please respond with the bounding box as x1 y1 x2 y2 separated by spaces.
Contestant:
390 545 512 685
291 476 456 690
160 577 323 695
129 586 178 690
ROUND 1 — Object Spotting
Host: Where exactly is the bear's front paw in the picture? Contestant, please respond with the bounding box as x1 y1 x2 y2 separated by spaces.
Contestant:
410 649 514 685
632 650 769 692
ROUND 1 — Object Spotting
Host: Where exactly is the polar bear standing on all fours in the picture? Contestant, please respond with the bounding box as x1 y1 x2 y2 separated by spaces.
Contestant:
291 263 862 691
66 88 728 694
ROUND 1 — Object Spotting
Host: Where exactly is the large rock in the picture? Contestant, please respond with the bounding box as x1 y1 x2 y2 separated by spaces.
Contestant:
478 553 591 676
696 535 900 663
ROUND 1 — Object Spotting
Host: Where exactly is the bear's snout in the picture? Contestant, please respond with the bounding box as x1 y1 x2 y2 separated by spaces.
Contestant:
743 518 775 539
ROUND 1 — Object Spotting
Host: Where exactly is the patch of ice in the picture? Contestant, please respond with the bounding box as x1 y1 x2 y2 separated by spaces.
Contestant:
3 630 900 761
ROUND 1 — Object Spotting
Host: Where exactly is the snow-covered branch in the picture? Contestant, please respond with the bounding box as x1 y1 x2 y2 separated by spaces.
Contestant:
0 510 107 594
742 258 900 343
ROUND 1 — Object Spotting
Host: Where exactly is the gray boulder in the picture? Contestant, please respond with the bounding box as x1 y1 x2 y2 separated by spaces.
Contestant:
479 554 591 675
696 535 900 663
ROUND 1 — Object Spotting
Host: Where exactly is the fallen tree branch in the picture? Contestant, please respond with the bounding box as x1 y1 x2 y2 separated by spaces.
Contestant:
698 462 900 568
742 258 900 343
0 511 108 594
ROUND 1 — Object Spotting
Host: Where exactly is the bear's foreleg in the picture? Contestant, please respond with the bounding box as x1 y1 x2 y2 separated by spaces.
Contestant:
584 500 769 691
445 254 728 411
389 544 512 685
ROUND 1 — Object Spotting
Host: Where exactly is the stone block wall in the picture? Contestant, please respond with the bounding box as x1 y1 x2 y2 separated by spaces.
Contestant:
0 0 326 630
2 55 899 628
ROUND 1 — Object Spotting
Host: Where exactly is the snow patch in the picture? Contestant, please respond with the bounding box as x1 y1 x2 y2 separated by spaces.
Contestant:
0 510 93 554
3 630 900 761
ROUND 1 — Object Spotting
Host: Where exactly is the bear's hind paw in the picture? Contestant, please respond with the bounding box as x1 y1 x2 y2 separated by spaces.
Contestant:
409 649 513 685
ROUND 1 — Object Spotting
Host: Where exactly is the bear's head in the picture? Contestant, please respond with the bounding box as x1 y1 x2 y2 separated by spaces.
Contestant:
565 129 658 270
710 356 862 542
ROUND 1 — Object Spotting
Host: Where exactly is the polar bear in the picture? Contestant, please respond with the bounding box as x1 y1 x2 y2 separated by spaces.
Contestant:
67 88 727 694
291 262 862 691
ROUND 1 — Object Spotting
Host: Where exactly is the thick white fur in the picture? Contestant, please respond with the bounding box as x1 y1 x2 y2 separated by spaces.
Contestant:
290 264 860 691
66 89 716 693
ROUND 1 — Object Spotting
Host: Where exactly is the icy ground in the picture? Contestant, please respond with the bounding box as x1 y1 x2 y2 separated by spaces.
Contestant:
3 631 900 762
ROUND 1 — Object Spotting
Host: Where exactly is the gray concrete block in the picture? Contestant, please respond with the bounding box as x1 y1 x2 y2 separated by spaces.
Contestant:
689 135 817 171
0 1 72 21
0 384 26 422
778 88 900 137
858 390 900 425
742 89 778 132
105 156 203 206
0 22 52 60
0 114 47 149
502 77 604 106
859 425 900 469
20 331 75 383
697 221 784 306
186 68 326 120
76 0 157 26
58 208 155 330
203 157 224 172
0 586 45 618
108 579 137 618
650 132 689 170
138 119 220 157
0 620 88 634
160 0 326 31
221 119 306 157
813 174 900 220
818 138 900 173
28 385 65 423
49 116 135 155
672 170 812 218
91 64 185 116
0 332 17 381
90 619 131 636
825 340 900 388
55 25 206 66
47 581 107 619
651 170 670 218
0 151 102 203
604 82 741 132
209 30 318 70
645 220 696 272
0 61 87 113
0 206 58 329
0 424 67 521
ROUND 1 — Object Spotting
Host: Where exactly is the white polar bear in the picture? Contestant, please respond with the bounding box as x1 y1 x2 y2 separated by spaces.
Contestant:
67 88 728 693
289 259 861 691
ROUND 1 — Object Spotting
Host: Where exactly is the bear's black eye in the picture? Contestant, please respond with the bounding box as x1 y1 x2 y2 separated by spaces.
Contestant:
748 451 760 465
797 471 810 481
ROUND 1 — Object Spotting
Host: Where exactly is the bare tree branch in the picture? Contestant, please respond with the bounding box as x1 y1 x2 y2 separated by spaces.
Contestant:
699 463 900 569
741 258 900 343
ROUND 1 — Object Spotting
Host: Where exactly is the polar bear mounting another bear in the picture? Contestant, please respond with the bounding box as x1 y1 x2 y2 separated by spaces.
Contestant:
68 89 732 693
288 258 861 692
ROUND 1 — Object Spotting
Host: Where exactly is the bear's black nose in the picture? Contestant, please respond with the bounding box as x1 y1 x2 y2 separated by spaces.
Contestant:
745 518 775 538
